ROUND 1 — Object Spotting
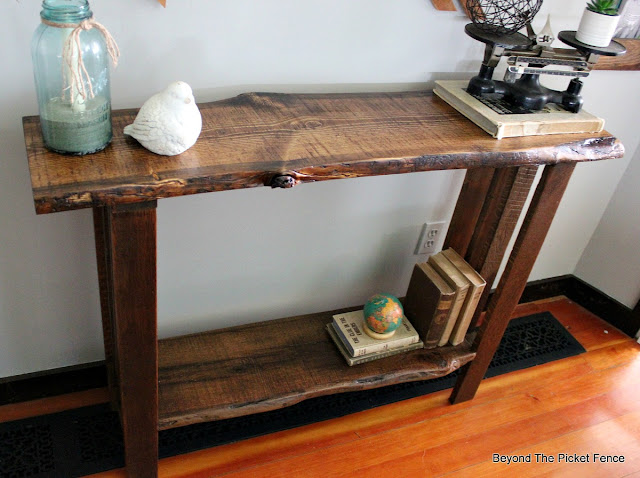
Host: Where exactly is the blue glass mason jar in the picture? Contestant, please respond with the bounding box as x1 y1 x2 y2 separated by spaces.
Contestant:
31 0 113 155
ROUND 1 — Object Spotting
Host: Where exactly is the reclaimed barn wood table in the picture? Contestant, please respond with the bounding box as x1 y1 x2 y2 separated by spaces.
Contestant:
23 91 624 477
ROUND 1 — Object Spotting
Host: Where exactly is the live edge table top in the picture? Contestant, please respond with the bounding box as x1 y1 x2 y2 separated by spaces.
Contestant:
23 90 624 215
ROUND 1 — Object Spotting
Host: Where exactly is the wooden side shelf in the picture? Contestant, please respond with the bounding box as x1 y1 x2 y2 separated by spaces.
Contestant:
158 305 475 430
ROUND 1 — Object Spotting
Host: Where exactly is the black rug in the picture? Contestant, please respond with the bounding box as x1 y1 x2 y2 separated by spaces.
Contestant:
0 311 585 478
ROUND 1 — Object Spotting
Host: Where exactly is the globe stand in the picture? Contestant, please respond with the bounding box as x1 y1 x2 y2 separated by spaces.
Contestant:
364 326 399 340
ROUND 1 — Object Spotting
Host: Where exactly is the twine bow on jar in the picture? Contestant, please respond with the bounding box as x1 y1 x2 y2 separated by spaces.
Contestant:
42 17 120 106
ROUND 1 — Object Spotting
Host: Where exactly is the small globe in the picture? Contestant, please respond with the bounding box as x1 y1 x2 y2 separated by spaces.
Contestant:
363 293 404 339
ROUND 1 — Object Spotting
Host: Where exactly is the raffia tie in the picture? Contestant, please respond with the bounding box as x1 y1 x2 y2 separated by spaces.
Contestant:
42 17 120 104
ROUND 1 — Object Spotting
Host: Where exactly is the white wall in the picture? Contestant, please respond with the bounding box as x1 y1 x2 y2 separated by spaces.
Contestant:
576 147 640 310
1 0 638 378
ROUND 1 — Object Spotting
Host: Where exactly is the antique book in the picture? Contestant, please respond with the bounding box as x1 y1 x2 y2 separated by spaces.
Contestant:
326 324 424 366
331 310 420 357
441 248 487 345
403 262 456 348
428 252 471 346
434 80 605 139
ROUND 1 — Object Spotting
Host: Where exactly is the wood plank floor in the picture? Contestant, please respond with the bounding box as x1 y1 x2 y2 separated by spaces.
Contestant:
2 296 639 477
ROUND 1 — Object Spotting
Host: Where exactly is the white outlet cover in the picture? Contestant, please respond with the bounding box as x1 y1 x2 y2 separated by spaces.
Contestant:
414 221 447 255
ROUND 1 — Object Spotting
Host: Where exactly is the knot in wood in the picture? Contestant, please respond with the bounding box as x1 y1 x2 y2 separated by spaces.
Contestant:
270 175 297 189
304 120 323 129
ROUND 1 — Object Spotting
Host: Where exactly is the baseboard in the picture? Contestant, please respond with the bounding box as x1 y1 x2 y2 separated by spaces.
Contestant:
1 274 637 407
518 275 577 303
520 274 639 337
0 362 107 407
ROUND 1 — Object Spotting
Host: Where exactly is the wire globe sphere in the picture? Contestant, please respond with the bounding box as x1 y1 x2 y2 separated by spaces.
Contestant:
466 0 543 34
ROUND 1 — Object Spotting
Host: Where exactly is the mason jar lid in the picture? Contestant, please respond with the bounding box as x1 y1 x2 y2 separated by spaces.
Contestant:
41 0 93 24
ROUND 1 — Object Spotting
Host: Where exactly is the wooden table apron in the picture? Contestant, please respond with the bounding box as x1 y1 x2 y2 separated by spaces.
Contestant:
23 91 621 477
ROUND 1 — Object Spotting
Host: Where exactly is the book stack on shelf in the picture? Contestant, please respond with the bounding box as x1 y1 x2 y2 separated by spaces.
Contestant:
326 310 424 366
403 248 486 349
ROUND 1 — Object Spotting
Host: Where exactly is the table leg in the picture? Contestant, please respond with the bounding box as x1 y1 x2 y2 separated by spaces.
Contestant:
444 167 496 257
465 166 539 324
445 166 539 329
93 207 119 409
98 202 159 477
450 163 576 404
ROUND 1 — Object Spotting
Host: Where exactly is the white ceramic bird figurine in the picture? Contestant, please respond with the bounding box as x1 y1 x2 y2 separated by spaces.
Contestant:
124 81 202 156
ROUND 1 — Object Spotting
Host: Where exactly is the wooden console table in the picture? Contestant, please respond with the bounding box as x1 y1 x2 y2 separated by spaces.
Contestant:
23 91 623 477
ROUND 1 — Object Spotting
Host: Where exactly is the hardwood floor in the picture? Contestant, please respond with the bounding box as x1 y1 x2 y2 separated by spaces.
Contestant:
1 296 639 477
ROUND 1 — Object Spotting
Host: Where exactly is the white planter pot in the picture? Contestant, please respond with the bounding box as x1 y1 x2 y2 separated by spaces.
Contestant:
575 8 620 47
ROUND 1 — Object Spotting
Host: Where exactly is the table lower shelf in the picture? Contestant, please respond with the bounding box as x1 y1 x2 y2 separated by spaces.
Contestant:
158 305 475 430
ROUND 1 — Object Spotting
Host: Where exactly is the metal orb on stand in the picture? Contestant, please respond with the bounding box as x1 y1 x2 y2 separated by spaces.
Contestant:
466 0 543 34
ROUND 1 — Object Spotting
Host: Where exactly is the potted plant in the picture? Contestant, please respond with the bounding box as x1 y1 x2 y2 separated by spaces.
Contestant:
575 0 621 47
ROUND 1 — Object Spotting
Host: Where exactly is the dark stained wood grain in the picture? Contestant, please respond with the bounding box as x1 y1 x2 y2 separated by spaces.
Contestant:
450 163 576 404
157 305 475 430
595 38 640 70
466 166 539 325
23 91 623 214
92 207 119 410
443 168 495 257
108 202 158 478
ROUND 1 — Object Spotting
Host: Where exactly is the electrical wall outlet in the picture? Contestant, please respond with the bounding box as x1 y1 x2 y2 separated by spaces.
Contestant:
414 221 447 255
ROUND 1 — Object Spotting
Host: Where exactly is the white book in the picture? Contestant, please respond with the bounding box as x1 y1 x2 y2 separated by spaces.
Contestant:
332 310 420 357
434 80 604 140
326 324 424 366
